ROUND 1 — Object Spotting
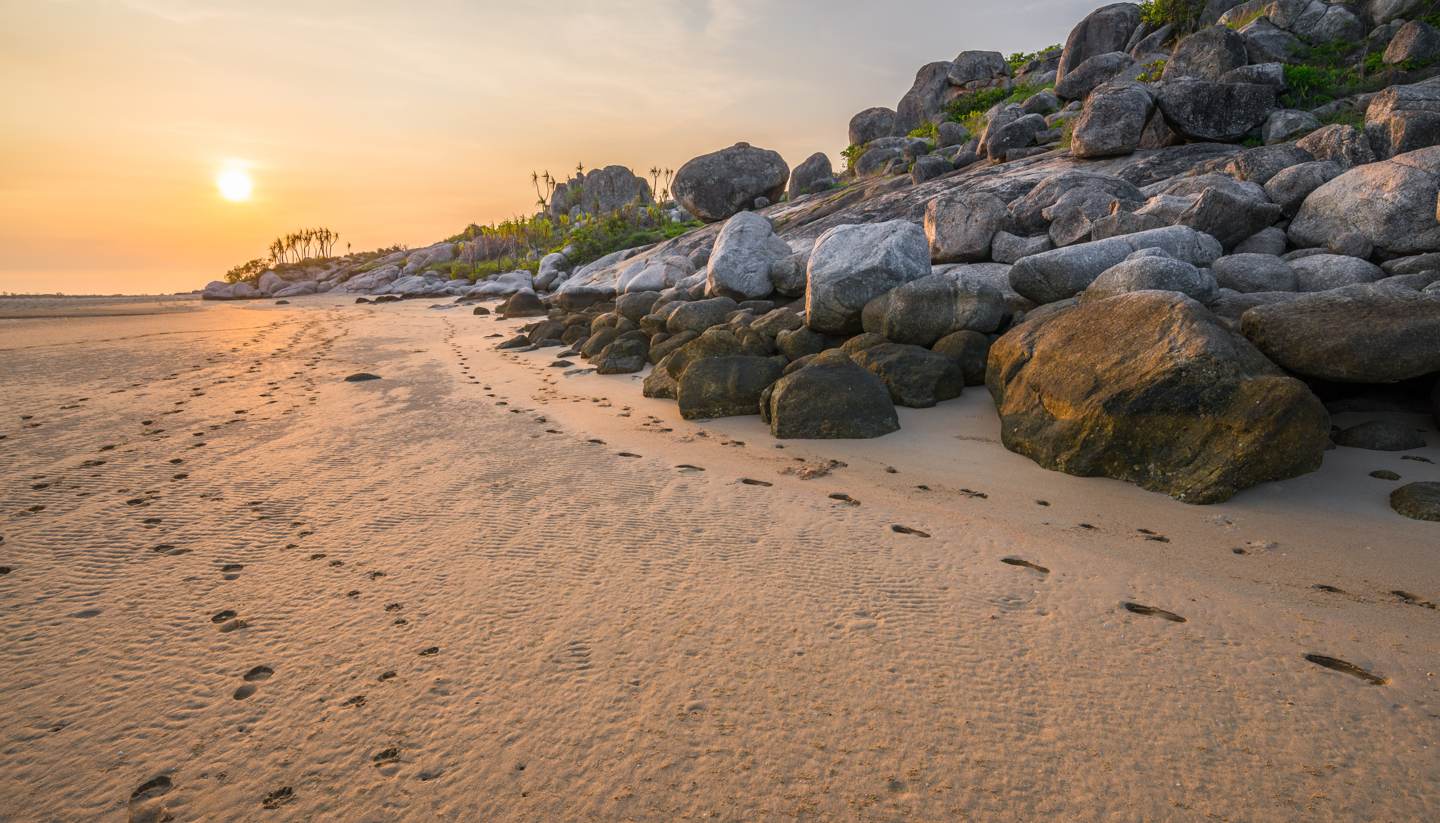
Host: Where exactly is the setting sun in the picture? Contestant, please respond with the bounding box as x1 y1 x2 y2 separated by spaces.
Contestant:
216 168 253 202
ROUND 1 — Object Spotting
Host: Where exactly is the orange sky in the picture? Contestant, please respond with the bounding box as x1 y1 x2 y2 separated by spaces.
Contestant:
0 0 1087 294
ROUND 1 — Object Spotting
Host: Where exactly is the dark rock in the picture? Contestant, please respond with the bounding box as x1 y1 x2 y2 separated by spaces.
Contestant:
1264 160 1343 216
806 220 930 335
1055 52 1138 101
775 326 831 360
851 342 965 408
344 373 381 382
925 190 1008 263
1157 80 1276 142
666 296 738 335
644 353 679 399
672 142 789 223
1071 81 1154 158
499 290 546 318
1223 144 1315 185
1391 482 1440 521
763 351 901 439
548 165 652 218
896 62 958 133
1334 420 1426 451
1009 225 1224 305
1164 25 1250 82
987 290 1330 503
1056 3 1143 87
1213 254 1299 293
932 330 992 386
1289 146 1440 255
1384 20 1440 66
911 155 952 184
849 107 899 146
1296 124 1375 169
497 335 531 350
1287 255 1383 292
862 270 1007 346
1177 186 1283 250
789 152 836 198
1083 252 1218 303
1240 285 1440 382
649 329 697 364
472 305 491 315
677 355 786 419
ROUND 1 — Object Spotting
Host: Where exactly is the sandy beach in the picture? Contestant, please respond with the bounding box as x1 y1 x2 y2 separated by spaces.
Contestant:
2 295 1437 821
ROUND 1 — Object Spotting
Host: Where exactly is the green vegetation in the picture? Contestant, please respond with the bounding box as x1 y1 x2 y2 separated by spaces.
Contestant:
224 258 269 284
1137 58 1167 83
1276 42 1419 109
267 227 340 265
1006 45 1061 74
1138 0 1203 33
941 82 1050 136
841 143 868 172
1223 6 1266 31
907 122 939 140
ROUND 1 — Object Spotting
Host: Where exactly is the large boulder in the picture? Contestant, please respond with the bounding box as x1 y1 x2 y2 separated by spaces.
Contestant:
1071 81 1155 159
1384 21 1440 67
849 107 899 146
1288 147 1440 256
1056 3 1143 86
932 330 992 386
1263 160 1343 216
949 50 1010 88
705 212 791 300
676 355 786 419
1287 254 1383 292
666 296 739 335
1213 254 1299 293
1365 79 1440 159
762 351 901 439
1157 80 1276 142
862 270 1007 346
850 343 965 408
981 111 1048 159
1055 52 1138 101
896 61 957 133
1176 186 1283 250
498 290 546 318
1163 25 1250 82
925 190 1009 262
1082 252 1219 303
594 336 649 374
1239 284 1440 382
805 221 930 335
1009 225 1224 305
1296 123 1375 169
672 142 789 223
987 290 1330 503
789 152 836 198
1391 482 1440 522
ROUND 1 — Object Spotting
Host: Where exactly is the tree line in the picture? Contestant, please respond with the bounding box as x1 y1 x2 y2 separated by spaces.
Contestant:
268 227 340 264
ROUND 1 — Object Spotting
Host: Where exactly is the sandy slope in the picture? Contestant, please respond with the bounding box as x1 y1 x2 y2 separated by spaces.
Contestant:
1 295 1437 822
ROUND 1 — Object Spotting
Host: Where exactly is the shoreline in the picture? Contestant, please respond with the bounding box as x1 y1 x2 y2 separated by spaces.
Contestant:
2 296 1435 820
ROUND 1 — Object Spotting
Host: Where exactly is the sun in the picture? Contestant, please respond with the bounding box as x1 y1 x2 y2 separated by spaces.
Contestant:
216 167 253 202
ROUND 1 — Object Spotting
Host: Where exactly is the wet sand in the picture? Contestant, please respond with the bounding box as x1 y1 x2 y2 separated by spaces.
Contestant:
1 295 1437 821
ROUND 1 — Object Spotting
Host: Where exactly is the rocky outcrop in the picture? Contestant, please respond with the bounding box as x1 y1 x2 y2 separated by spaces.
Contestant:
672 142 789 222
849 107 899 146
548 166 652 218
988 290 1329 503
1157 80 1276 142
1056 3 1142 86
1239 284 1440 383
789 152 837 198
705 212 792 300
1071 81 1154 159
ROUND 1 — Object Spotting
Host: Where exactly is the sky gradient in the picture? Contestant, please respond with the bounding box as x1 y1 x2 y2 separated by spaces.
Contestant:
1 0 1098 294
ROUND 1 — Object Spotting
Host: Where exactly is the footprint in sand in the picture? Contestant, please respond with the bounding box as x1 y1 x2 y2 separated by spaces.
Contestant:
1001 557 1050 574
128 774 173 822
152 544 191 556
1121 602 1186 622
616 452 641 458
211 609 237 623
1137 528 1170 543
1304 654 1388 685
261 787 294 809
342 694 367 707
739 478 772 487
675 465 705 474
891 524 930 538
1313 584 1346 594
1392 590 1438 610
419 646 439 656
220 563 243 580
378 671 397 681
828 493 860 506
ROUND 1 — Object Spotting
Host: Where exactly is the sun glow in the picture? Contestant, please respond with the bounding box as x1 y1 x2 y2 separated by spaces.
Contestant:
216 167 253 202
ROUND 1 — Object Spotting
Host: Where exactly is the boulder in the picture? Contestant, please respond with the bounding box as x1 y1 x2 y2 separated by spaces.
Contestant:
1009 225 1224 305
938 121 972 148
992 231 1055 263
676 355 786 419
548 165 652 217
594 336 649 374
789 152 836 198
1289 147 1440 255
1008 171 1145 235
1334 420 1426 451
762 351 901 439
851 343 965 408
982 112 1048 158
202 280 236 300
1083 253 1219 303
1045 186 1134 247
1391 482 1440 522
1287 254 1384 292
1263 109 1320 144
911 155 952 184
775 326 830 360
1223 144 1315 186
1176 186 1283 250
925 190 1009 263
1235 226 1289 256
862 270 1007 346
1056 3 1143 86
672 142 789 223
849 107 899 146
615 291 661 323
1055 52 1138 101
805 221 930 335
1213 254 1299 293
1238 18 1303 64
949 50 1009 88
1385 21 1440 66
618 255 693 294
666 296 739 334
1240 284 1440 382
274 281 318 298
498 290 546 318
932 330 992 386
1157 80 1276 142
1296 124 1375 169
1366 79 1440 158
643 355 679 399
1368 0 1427 25
257 270 285 296
1163 25 1250 82
987 290 1330 503
896 61 958 133
1263 160 1343 216
534 252 569 291
1071 81 1155 159
705 212 791 300
1292 4 1363 45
